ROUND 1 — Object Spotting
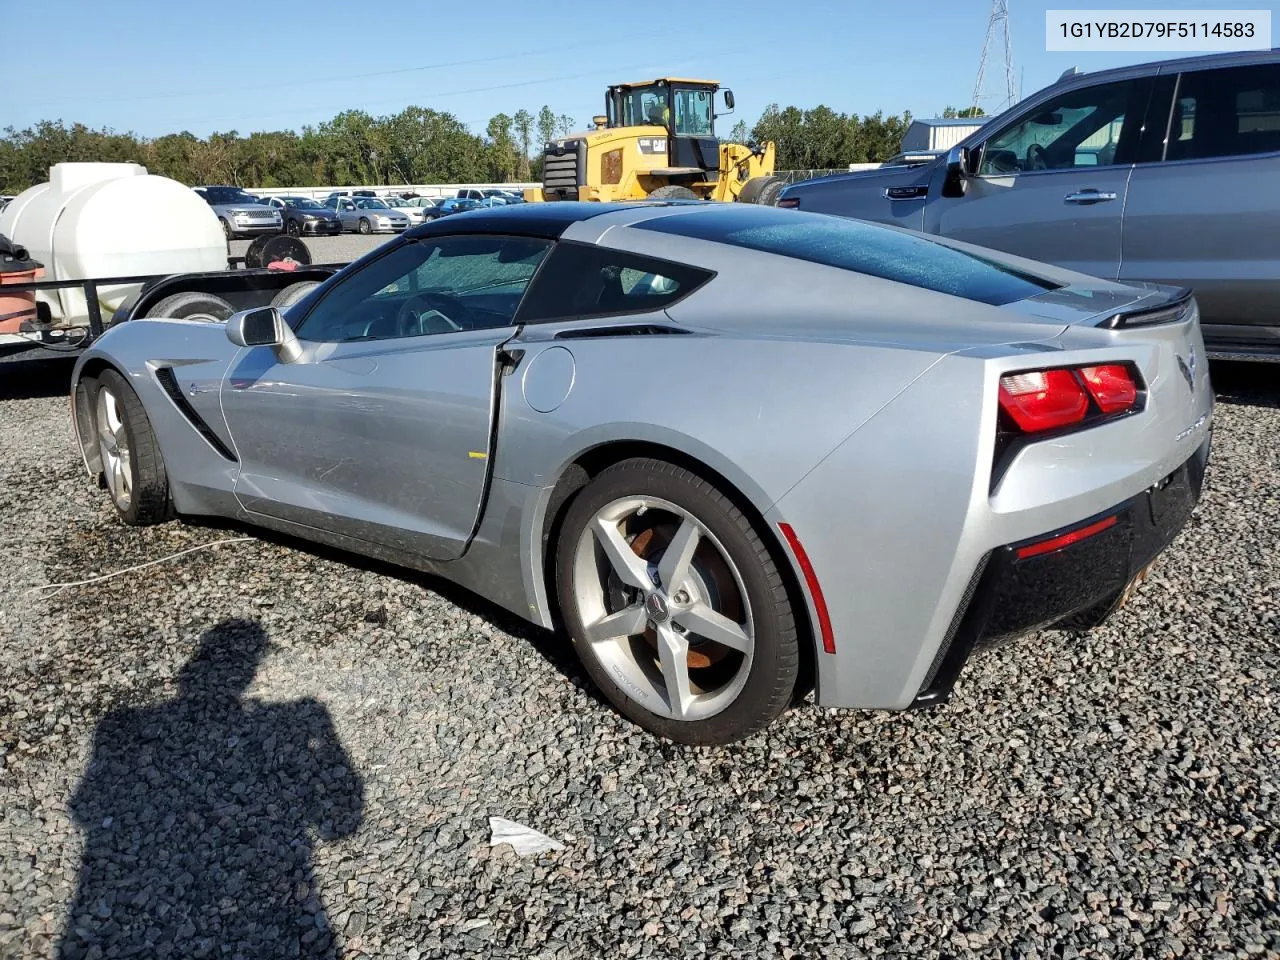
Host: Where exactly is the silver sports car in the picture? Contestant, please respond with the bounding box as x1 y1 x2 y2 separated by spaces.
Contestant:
69 202 1213 745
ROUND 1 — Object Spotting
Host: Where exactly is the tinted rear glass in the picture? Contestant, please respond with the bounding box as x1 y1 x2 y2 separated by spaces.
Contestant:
634 207 1059 306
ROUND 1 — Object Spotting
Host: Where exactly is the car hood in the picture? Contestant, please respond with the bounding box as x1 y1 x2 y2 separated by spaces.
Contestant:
781 160 938 195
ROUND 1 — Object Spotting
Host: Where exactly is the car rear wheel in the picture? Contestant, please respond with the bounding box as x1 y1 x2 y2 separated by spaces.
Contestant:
358 218 372 235
556 458 799 744
90 369 172 526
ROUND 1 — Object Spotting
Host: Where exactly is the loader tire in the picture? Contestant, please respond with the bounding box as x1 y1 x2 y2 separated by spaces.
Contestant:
647 185 699 201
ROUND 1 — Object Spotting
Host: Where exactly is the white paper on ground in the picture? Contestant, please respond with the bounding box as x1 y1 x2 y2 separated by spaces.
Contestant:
488 816 566 856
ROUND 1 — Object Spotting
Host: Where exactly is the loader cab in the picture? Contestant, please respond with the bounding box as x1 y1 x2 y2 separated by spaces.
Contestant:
606 78 730 175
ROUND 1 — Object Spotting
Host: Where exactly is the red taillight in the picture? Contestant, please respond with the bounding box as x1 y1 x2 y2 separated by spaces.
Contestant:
776 197 800 209
1079 364 1138 413
998 369 1089 432
1016 515 1118 559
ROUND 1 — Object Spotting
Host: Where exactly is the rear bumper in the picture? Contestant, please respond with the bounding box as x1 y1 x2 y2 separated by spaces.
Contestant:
911 435 1211 707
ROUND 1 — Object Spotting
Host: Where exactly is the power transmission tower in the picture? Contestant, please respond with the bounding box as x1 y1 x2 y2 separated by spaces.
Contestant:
972 0 1016 113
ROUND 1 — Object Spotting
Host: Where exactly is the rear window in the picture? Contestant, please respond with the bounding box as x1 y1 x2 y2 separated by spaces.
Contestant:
634 207 1059 306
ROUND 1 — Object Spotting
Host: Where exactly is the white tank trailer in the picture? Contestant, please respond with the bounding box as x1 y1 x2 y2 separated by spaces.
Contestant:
0 162 227 336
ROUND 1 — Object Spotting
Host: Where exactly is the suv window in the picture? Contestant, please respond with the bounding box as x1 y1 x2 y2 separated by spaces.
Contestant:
1166 64 1280 161
978 78 1145 175
295 235 550 342
517 242 712 323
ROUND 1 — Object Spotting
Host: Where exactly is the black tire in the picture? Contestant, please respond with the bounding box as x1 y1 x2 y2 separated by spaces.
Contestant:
286 218 300 236
270 280 321 310
245 234 311 270
145 291 235 322
739 175 785 205
556 458 800 745
358 217 372 235
219 218 233 239
88 369 173 526
647 184 699 201
757 177 786 207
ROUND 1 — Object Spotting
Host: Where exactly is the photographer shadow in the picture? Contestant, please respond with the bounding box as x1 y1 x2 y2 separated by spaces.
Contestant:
58 619 364 959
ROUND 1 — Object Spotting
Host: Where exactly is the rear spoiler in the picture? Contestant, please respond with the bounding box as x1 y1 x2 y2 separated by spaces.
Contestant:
1095 288 1195 330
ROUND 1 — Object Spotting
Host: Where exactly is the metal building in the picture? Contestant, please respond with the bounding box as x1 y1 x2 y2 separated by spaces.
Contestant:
899 117 986 153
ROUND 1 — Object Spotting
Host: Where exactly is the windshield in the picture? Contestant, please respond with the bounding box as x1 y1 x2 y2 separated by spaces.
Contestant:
284 197 323 209
618 84 669 127
201 187 261 205
357 198 389 209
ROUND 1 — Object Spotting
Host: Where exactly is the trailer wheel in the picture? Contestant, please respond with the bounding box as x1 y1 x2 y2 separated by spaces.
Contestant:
270 281 322 310
145 291 235 323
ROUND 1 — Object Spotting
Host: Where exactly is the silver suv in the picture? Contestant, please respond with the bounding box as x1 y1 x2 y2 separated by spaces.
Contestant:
779 50 1280 360
193 186 282 240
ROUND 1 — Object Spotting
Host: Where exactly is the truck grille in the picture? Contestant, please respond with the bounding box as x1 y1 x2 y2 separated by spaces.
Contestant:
541 140 586 200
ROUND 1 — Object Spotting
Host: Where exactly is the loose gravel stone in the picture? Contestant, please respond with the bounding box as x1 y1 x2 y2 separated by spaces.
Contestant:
0 357 1276 960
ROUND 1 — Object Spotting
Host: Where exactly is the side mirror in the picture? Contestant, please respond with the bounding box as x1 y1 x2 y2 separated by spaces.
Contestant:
723 89 735 109
942 145 970 198
226 306 302 363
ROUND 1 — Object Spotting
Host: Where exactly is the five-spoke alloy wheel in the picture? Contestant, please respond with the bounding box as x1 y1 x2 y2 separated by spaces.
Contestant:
88 369 173 526
557 459 800 745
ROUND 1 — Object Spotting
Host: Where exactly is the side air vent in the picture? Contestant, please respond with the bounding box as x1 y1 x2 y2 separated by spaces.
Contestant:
555 325 691 340
154 367 238 462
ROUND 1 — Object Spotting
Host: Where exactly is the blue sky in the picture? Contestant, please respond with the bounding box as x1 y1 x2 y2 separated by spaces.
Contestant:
5 0 1257 138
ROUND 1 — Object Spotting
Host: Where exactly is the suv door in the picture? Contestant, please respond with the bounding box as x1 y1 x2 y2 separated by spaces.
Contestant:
926 76 1154 280
1120 60 1280 352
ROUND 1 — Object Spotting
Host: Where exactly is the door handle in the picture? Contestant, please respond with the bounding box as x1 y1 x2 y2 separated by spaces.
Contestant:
1064 190 1118 204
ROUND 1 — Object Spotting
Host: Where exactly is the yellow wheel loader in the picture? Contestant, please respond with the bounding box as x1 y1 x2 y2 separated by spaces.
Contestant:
526 78 784 205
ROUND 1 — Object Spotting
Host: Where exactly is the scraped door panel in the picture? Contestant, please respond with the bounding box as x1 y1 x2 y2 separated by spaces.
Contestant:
220 332 503 562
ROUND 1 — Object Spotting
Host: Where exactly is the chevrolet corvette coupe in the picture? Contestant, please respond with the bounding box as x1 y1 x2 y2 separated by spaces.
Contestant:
70 202 1213 744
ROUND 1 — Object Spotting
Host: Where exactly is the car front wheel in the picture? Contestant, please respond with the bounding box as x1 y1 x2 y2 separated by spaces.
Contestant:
89 369 173 526
556 458 800 745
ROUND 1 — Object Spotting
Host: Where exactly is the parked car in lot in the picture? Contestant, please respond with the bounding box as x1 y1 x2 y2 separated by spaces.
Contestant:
426 197 482 219
192 186 282 239
323 196 410 234
68 201 1211 744
383 196 430 225
262 196 343 237
456 188 522 203
777 50 1280 360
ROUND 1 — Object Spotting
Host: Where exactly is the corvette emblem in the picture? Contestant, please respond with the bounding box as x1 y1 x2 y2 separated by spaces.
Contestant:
644 593 670 623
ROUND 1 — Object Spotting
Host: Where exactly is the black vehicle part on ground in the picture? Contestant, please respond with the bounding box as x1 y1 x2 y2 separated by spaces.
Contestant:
244 235 313 270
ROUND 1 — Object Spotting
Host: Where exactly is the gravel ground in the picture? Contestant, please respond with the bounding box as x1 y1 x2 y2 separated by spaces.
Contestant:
0 358 1276 960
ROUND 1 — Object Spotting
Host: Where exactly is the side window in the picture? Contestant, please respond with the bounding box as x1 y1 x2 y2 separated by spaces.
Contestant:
978 78 1143 175
295 235 551 343
516 242 712 323
1167 64 1280 161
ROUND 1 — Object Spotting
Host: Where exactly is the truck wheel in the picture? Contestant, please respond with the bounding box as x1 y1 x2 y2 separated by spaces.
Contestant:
89 369 173 526
145 291 235 323
219 218 233 239
358 218 372 234
556 458 800 744
647 185 699 201
270 280 321 310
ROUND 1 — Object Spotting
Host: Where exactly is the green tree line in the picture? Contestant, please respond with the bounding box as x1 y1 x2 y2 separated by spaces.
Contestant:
0 100 944 194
